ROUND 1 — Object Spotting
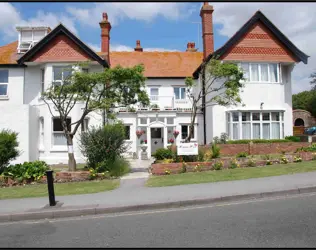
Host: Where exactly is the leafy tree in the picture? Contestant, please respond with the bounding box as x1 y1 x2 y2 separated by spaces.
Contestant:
184 58 244 142
292 90 316 117
42 63 149 171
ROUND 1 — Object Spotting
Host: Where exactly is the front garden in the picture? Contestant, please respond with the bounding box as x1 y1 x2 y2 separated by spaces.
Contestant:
147 135 316 187
0 123 131 199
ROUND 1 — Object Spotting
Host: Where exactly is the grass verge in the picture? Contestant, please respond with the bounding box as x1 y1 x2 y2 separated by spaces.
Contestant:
146 161 316 187
0 179 120 200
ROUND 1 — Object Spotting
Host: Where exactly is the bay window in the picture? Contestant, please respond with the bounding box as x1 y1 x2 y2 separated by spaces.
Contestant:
227 111 284 140
240 62 280 83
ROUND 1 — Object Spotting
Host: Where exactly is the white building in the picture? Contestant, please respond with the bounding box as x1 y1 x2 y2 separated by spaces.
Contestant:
0 4 308 164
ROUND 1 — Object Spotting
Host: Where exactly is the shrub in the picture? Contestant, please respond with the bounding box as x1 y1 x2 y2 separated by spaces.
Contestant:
181 162 187 173
247 158 256 167
213 133 229 144
80 122 130 169
198 147 206 162
213 161 223 170
182 155 198 162
211 143 220 158
266 160 273 165
280 156 288 164
285 136 300 142
262 154 271 160
194 164 202 172
203 150 213 162
164 168 171 175
293 156 302 163
296 143 316 152
0 129 20 172
227 139 291 144
161 158 174 164
153 148 174 160
236 152 248 158
229 158 239 169
1 161 49 183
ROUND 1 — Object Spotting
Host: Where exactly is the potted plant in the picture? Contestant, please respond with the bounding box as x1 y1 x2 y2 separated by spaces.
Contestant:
136 130 144 138
151 104 160 111
140 144 148 152
173 130 179 138
168 138 174 144
128 107 136 112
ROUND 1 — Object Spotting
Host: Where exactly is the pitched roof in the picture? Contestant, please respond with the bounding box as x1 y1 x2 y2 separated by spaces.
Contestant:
103 51 203 78
193 10 309 78
0 41 19 65
17 23 108 67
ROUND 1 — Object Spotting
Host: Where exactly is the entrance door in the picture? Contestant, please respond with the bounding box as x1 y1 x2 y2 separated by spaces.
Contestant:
151 127 164 155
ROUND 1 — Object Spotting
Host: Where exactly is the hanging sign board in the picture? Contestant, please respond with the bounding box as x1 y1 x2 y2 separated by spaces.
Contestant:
177 143 198 156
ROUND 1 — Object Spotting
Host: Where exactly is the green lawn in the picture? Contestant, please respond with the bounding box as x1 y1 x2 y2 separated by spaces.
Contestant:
0 179 120 200
146 161 316 187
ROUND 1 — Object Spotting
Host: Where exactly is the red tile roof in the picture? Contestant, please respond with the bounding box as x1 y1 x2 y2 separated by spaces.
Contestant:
0 41 203 77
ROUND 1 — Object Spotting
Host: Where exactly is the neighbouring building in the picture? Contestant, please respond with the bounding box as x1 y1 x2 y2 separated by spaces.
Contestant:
0 3 308 164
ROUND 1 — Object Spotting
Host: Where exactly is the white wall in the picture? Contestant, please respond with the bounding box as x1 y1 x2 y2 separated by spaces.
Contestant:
0 68 24 106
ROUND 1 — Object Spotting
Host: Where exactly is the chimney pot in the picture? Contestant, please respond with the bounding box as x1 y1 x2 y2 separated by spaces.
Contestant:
186 42 197 52
102 12 108 21
134 40 143 52
204 2 209 6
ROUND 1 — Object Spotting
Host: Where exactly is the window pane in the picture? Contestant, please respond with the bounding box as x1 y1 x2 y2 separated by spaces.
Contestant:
180 88 186 99
0 85 7 96
0 70 8 83
282 123 284 138
151 88 159 96
232 112 239 122
242 123 251 139
252 123 260 139
53 133 67 146
124 126 130 140
53 67 63 81
149 117 156 123
33 30 45 40
53 118 71 132
158 117 164 123
252 112 260 121
263 123 270 139
261 64 268 81
242 112 250 121
271 112 280 121
251 64 259 81
140 118 147 124
21 31 32 41
82 68 89 73
181 125 188 140
174 88 180 99
269 64 278 82
272 122 280 139
167 118 174 124
241 63 249 81
262 113 270 121
233 123 239 140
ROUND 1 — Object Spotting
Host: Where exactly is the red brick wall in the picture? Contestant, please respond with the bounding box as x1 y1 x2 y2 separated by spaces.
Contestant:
220 21 298 63
218 142 310 156
30 34 94 62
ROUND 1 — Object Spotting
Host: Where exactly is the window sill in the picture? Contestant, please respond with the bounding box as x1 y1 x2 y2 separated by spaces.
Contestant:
0 95 9 100
50 146 68 152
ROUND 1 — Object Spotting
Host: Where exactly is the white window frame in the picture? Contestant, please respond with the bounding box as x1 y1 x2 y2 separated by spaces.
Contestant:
40 68 45 94
227 111 284 140
174 87 186 100
181 124 196 141
124 125 131 141
239 62 281 83
52 117 71 146
81 118 89 132
39 117 44 151
52 65 73 86
0 69 9 97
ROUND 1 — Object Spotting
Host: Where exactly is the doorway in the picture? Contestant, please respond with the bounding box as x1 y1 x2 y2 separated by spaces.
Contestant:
151 127 164 155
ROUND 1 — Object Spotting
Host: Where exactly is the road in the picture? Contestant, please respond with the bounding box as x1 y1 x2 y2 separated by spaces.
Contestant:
1 193 316 247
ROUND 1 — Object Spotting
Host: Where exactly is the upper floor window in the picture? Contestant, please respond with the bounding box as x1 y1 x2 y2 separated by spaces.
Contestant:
53 66 73 86
41 68 45 94
174 87 186 100
0 70 9 96
240 63 280 83
150 87 159 101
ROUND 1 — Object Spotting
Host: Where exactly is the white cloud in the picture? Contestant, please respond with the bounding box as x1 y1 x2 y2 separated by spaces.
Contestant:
211 2 316 93
67 3 192 27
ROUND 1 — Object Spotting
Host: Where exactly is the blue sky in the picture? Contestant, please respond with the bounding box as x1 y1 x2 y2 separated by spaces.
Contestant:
0 2 313 93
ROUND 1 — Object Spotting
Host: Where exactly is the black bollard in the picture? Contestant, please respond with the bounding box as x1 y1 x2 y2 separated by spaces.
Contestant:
46 170 56 206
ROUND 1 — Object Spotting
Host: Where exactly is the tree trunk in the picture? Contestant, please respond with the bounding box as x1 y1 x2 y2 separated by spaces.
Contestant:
67 136 76 171
185 105 197 143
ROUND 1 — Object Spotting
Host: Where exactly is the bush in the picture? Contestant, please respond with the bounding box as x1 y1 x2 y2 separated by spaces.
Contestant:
211 143 220 158
153 148 174 160
80 122 130 169
213 133 229 144
247 158 256 167
229 158 239 169
0 129 20 172
236 152 248 158
213 161 223 170
1 161 49 183
296 143 316 152
227 139 291 144
285 136 300 142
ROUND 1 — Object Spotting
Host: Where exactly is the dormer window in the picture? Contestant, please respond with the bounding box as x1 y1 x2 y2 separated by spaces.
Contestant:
16 26 50 53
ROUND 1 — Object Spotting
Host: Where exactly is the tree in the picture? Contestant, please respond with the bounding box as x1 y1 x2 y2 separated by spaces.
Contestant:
184 58 244 142
292 90 316 117
42 63 149 171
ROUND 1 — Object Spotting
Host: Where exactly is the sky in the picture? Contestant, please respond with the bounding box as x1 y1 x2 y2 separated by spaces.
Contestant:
0 2 314 94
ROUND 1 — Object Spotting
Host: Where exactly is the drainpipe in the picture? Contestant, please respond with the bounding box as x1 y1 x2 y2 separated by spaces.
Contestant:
202 67 207 145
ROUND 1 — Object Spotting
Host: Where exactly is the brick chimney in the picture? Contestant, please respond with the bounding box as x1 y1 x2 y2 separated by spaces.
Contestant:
200 2 214 59
134 40 143 52
99 12 111 65
186 42 197 52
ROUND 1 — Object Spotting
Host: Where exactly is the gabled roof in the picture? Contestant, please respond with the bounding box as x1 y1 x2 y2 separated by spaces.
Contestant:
17 23 108 67
100 51 203 78
193 10 309 78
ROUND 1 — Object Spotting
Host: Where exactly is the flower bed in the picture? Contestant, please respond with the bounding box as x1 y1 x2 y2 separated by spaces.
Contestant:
150 152 316 175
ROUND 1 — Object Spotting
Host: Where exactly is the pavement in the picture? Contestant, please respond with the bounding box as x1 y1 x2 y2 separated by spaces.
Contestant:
2 193 316 247
1 158 316 222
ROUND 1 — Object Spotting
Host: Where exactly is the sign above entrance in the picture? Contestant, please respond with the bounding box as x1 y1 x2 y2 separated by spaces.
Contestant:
177 143 198 156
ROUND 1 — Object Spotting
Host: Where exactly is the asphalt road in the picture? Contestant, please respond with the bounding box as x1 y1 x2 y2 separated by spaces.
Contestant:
2 193 316 247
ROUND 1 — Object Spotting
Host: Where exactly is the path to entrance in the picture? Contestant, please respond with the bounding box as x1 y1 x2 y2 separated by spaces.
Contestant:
119 158 154 189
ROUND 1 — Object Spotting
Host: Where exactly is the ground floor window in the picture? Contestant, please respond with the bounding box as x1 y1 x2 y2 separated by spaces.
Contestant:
52 117 71 146
227 111 284 140
81 118 89 132
124 125 130 140
181 125 195 140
